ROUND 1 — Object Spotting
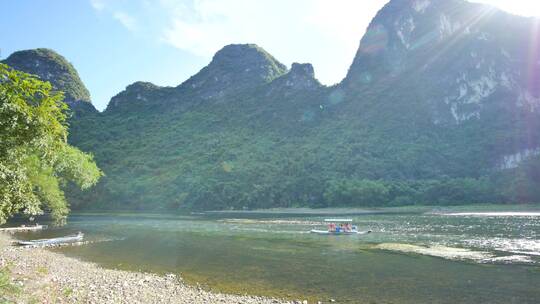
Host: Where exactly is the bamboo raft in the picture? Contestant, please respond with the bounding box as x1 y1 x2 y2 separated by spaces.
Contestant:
16 232 83 247
0 224 47 233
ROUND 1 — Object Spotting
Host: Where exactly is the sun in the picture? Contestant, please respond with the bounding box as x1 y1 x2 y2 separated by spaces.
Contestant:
471 0 540 17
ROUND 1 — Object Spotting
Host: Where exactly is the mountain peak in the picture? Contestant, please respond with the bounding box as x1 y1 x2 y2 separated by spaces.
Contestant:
210 44 287 80
290 63 315 78
126 81 160 91
2 48 92 105
341 0 540 128
106 81 172 112
278 63 320 90
179 44 287 100
343 0 504 87
264 62 321 101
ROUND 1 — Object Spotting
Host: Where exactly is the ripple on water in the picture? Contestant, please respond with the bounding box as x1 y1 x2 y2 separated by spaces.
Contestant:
443 212 540 217
221 219 324 225
229 227 310 234
374 243 538 264
374 243 492 261
482 255 534 264
464 238 540 256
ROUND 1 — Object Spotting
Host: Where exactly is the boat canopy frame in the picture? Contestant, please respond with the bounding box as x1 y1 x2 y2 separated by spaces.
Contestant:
324 219 353 223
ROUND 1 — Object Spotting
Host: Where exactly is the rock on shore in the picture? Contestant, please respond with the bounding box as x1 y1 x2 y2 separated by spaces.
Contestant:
0 234 295 304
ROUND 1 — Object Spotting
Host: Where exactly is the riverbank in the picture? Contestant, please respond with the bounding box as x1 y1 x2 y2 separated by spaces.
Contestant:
205 204 540 215
0 234 295 304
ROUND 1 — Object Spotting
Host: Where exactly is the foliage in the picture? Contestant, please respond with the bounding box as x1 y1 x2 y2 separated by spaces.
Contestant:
0 266 20 302
494 155 540 203
0 64 102 224
1 49 91 103
66 74 540 211
323 179 389 207
63 33 540 210
15 26 536 212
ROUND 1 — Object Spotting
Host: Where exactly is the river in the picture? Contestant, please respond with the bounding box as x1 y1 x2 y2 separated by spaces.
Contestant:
15 206 540 303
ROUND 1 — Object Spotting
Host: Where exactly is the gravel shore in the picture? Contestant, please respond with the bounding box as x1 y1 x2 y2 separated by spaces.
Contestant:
0 234 298 304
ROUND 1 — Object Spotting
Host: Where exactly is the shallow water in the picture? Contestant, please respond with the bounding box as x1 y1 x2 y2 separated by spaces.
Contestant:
16 207 540 303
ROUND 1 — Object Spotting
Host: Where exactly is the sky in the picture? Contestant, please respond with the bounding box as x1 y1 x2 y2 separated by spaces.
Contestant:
0 0 539 111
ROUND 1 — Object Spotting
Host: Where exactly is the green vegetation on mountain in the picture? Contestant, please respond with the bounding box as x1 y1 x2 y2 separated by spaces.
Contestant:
66 82 539 211
2 49 91 103
0 64 102 224
1 48 98 117
5 0 540 212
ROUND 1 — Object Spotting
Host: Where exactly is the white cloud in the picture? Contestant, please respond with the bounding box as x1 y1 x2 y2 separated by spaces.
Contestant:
90 0 538 86
89 0 106 11
161 0 270 57
113 11 137 31
159 0 388 84
304 0 388 83
163 20 235 57
86 0 387 84
89 0 138 32
470 0 540 17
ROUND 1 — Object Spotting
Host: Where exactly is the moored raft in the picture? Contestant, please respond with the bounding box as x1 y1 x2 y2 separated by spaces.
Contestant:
0 224 47 233
16 232 84 246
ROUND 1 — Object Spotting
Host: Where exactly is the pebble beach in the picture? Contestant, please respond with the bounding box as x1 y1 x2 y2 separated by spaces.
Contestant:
0 234 300 304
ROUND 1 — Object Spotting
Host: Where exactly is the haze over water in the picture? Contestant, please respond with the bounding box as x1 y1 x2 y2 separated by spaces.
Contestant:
18 206 540 303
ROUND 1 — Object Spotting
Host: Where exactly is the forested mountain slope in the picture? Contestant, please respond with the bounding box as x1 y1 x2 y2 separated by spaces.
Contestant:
2 48 98 116
5 0 540 210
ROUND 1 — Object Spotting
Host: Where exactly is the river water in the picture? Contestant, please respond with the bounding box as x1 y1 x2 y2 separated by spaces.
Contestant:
16 206 540 303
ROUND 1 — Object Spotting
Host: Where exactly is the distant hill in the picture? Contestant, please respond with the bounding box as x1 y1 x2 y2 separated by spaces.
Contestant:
5 0 540 211
2 48 98 115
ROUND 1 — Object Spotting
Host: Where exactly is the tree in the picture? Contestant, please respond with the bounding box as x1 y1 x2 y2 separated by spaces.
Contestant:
323 179 389 207
0 64 102 224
